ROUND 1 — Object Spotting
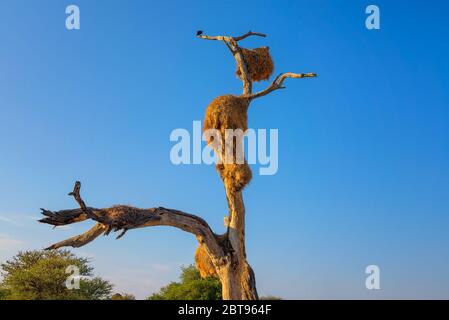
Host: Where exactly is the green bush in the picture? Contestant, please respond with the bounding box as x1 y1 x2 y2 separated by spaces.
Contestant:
148 265 221 300
0 250 113 300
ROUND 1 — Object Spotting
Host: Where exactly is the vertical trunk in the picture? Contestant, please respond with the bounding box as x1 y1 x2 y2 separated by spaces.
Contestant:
218 263 242 300
217 190 258 300
241 262 258 300
218 258 258 300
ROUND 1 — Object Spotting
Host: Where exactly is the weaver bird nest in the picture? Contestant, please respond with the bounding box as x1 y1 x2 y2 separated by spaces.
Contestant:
236 47 274 82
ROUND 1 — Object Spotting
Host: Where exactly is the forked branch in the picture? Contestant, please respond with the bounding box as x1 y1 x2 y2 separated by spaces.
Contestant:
197 31 267 95
40 182 224 258
248 72 318 99
197 31 266 42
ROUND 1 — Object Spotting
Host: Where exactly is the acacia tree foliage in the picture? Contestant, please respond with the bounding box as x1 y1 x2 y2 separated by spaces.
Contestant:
0 250 113 300
111 293 136 300
148 265 221 300
0 287 9 300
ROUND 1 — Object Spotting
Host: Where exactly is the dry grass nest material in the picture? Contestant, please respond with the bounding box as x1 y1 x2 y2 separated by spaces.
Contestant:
236 47 274 82
195 245 218 278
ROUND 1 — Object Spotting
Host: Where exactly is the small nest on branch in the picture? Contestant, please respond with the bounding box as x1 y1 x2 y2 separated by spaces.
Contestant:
195 245 217 278
236 47 274 82
216 162 252 193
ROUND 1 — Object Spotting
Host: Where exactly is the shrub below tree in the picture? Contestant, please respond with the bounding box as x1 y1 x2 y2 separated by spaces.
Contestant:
0 250 113 300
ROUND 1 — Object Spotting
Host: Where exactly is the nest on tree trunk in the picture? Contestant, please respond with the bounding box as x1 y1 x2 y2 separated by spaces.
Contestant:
195 244 218 278
203 95 253 192
203 95 250 136
236 47 274 82
216 162 252 193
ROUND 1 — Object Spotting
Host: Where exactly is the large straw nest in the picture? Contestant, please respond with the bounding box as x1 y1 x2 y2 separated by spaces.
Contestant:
236 47 274 82
203 95 252 192
203 95 250 139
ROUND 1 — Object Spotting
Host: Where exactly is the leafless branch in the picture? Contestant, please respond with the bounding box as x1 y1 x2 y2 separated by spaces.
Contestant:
39 208 88 226
233 31 267 41
40 182 224 258
197 31 266 42
68 181 87 212
45 223 106 250
247 72 318 99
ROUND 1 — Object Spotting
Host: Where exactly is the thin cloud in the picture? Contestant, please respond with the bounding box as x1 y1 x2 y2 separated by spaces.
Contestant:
0 234 25 250
0 216 19 225
0 213 46 229
151 263 173 272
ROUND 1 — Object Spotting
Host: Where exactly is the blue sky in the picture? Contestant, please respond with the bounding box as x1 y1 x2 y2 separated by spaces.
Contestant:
1 0 449 299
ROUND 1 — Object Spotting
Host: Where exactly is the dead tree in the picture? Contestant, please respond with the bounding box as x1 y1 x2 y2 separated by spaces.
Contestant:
39 31 317 300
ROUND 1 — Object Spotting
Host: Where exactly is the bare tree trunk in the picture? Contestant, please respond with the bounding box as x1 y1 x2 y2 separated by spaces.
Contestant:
218 263 242 300
218 189 258 300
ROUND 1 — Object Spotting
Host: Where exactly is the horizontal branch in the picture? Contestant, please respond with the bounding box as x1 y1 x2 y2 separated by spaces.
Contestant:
247 72 317 100
234 31 267 41
197 31 266 42
39 182 224 258
40 208 88 226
